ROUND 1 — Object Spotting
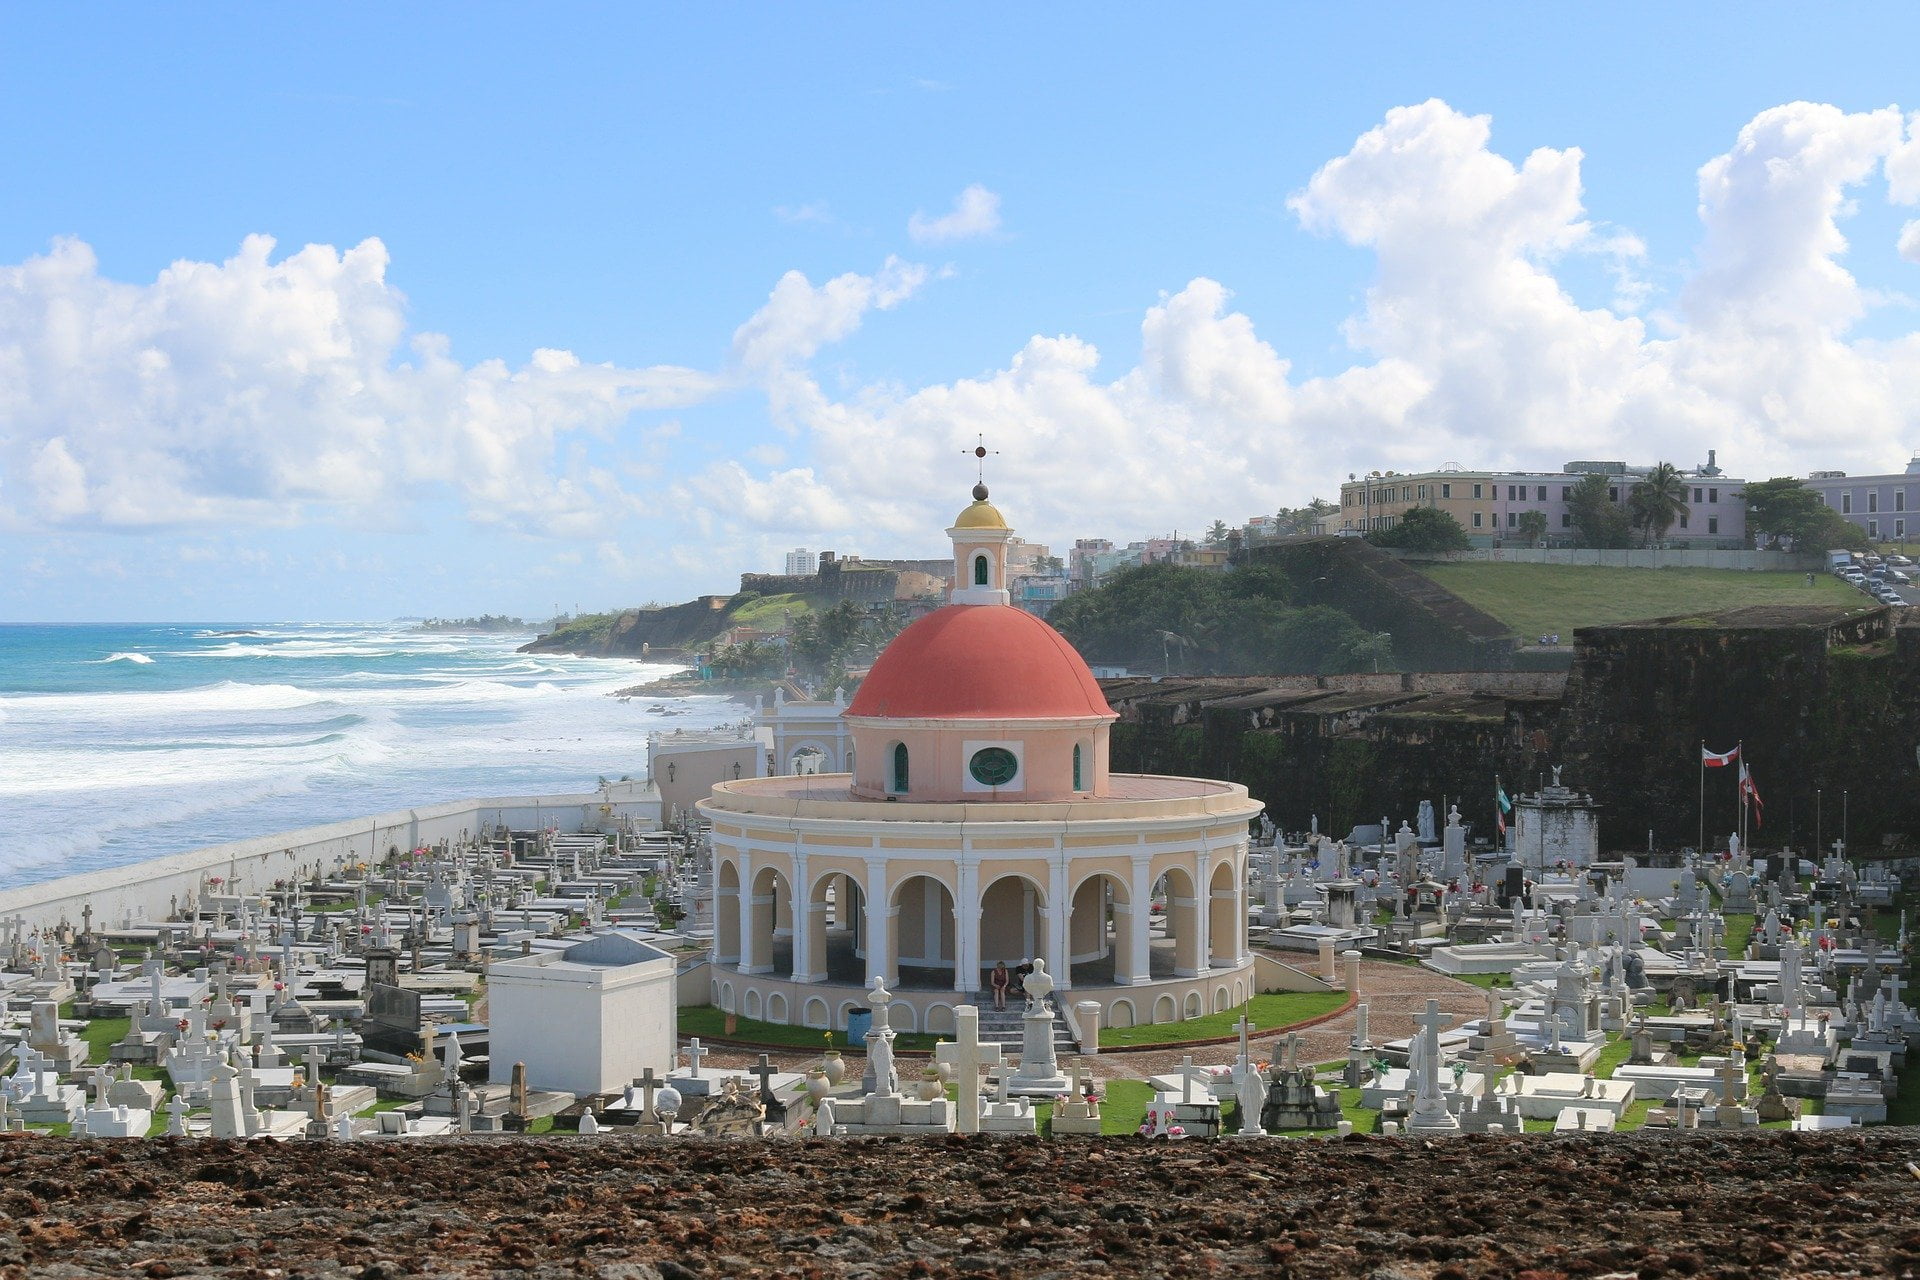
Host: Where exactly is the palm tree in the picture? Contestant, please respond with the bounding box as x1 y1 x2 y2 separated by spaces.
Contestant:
1515 510 1549 548
1630 462 1689 547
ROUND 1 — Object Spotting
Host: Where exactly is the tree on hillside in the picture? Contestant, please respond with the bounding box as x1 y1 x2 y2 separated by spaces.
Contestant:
1364 505 1470 553
1568 473 1633 548
1629 462 1689 545
1515 510 1549 547
1205 520 1231 545
1048 562 1387 675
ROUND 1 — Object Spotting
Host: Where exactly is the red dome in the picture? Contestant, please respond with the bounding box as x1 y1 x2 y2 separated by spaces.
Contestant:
848 605 1114 720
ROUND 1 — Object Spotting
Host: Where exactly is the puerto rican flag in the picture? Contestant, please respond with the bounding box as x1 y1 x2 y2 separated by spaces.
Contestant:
1739 761 1764 827
1701 744 1739 768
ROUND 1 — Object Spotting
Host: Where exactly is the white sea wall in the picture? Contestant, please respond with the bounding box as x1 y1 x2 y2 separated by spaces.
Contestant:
0 784 662 931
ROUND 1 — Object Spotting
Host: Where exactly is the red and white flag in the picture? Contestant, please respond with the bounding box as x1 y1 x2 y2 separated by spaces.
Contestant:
1701 744 1739 768
1739 761 1764 827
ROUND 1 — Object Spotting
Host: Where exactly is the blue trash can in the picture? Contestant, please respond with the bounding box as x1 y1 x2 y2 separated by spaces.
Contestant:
845 1007 872 1045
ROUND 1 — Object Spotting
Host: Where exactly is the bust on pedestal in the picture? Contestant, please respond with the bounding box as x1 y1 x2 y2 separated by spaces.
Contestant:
1007 959 1070 1095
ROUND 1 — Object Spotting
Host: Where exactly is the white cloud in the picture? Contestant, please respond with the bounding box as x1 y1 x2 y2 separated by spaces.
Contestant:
908 184 1002 244
729 256 928 373
0 235 723 534
773 201 834 226
685 97 1920 570
1901 220 1920 265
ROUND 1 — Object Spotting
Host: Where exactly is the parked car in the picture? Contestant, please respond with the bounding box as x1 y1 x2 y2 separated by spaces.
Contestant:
1845 571 1869 585
1889 570 1912 585
1888 555 1913 566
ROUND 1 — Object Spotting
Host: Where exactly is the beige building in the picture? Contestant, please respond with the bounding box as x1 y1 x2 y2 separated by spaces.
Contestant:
1336 458 1747 547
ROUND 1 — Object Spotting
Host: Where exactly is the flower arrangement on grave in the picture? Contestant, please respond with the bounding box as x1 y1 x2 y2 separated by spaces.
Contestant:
1136 1105 1186 1139
208 876 224 889
176 1018 190 1034
210 1019 227 1032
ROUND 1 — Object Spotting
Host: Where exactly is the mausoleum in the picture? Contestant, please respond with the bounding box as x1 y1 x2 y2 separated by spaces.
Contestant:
698 483 1263 1035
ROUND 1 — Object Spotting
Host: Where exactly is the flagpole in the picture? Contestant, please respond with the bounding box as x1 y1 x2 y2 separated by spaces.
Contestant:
1735 739 1744 854
1698 741 1705 855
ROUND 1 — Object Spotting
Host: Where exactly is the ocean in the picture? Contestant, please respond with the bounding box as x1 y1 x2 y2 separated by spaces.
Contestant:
0 622 742 890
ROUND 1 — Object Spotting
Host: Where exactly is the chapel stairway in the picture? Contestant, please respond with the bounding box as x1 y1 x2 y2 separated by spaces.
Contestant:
964 1001 1078 1057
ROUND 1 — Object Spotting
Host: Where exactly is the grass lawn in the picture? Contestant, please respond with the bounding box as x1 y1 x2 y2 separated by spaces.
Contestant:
729 592 815 629
1449 971 1512 990
1414 562 1862 640
677 1005 942 1053
81 1015 131 1063
1098 1078 1156 1135
1098 991 1348 1048
1722 913 1755 958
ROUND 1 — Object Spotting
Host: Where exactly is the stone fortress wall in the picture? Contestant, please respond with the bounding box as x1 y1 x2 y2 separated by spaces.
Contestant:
1108 606 1920 853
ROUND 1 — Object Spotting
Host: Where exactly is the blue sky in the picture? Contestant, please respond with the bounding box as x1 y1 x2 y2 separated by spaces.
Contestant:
4 5 1920 622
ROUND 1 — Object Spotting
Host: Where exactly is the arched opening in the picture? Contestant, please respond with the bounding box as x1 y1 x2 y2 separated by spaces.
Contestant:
891 874 957 990
1109 999 1137 1028
746 866 793 977
803 997 830 1029
1184 991 1203 1018
1151 866 1203 978
815 873 866 984
890 742 909 794
973 553 989 586
978 873 1047 987
789 746 827 776
1072 742 1083 791
767 992 788 1024
715 859 742 966
1153 994 1176 1024
1208 859 1241 970
745 989 762 1020
1068 872 1134 987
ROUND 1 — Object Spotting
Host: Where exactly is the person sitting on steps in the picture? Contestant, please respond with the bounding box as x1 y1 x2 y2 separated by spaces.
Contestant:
989 960 1011 1011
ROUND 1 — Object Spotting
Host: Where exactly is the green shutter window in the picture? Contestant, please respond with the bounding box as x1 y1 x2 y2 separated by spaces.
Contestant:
891 743 909 793
1072 743 1083 790
974 555 989 586
968 747 1018 787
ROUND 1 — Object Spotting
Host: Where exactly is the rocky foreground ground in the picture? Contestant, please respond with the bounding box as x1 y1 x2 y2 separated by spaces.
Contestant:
4 1130 1920 1279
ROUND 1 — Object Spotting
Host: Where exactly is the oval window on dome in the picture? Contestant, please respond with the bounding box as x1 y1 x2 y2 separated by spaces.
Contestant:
968 747 1018 788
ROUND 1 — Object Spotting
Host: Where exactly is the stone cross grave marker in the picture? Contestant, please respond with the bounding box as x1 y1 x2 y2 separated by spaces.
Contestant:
934 1005 1003 1135
752 1053 787 1124
685 1037 707 1076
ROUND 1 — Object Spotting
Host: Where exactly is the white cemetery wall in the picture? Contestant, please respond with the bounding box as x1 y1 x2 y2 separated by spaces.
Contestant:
0 786 664 930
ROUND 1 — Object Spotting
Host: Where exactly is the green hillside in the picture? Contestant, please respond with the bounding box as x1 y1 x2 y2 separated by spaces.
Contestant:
1413 562 1860 639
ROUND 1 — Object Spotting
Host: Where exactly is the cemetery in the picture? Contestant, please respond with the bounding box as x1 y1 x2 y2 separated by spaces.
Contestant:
0 489 1915 1277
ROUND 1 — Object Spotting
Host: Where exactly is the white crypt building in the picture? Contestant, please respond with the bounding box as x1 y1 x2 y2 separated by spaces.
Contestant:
697 483 1263 1036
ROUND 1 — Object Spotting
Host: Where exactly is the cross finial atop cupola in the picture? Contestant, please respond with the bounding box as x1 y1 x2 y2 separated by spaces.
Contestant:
964 434 999 493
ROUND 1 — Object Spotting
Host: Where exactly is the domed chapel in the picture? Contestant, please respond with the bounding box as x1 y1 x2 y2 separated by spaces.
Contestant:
698 480 1263 1035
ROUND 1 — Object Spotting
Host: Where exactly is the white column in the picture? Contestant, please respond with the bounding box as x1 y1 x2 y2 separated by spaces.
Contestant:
1238 843 1254 967
1193 849 1212 975
1047 851 1069 990
735 858 755 971
864 857 895 986
791 851 817 981
954 857 980 993
1129 855 1153 984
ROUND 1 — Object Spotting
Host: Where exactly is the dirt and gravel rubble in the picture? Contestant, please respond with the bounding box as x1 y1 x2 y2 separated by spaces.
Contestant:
1 1129 1917 1279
